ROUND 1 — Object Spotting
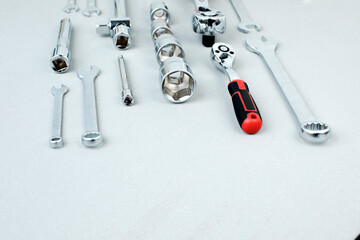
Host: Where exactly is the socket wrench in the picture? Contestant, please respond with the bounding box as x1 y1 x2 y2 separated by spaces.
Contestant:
51 18 72 73
246 36 331 143
211 43 262 134
96 0 132 49
192 0 226 47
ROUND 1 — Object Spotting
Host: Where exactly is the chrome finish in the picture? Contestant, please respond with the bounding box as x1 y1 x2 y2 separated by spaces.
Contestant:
230 0 261 33
117 55 134 106
150 1 170 22
246 36 331 143
96 0 132 49
51 18 72 74
50 85 69 148
151 19 172 41
155 34 184 63
160 57 196 103
82 0 101 17
77 65 103 148
194 0 209 9
63 0 79 13
211 43 240 82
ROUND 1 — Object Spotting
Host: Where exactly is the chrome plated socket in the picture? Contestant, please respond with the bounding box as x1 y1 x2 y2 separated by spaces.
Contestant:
151 19 173 41
154 34 185 63
160 57 196 103
150 1 170 22
51 18 72 73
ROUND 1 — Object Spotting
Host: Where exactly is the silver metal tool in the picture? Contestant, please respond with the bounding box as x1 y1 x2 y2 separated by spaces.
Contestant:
96 0 131 49
246 36 331 143
63 0 79 13
151 19 173 41
150 1 170 22
229 0 261 33
50 85 69 148
192 0 226 47
77 65 103 148
51 18 72 74
83 0 101 17
160 57 196 103
154 34 185 63
117 55 134 106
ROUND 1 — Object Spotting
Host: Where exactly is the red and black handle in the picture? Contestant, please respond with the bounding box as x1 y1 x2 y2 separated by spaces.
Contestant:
228 80 262 134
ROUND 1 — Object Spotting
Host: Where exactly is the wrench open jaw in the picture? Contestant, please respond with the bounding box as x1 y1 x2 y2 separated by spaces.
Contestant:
245 36 331 143
237 21 262 34
63 2 79 13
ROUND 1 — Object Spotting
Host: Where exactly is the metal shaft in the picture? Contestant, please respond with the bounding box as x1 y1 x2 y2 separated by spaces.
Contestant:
194 0 209 9
56 18 72 51
118 55 134 106
261 51 316 124
230 0 252 22
51 93 64 139
83 78 99 133
115 0 127 18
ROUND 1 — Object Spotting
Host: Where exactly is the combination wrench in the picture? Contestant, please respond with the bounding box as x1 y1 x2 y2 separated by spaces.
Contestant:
77 65 103 148
229 0 261 33
83 0 101 17
63 0 79 13
246 36 331 143
50 85 69 148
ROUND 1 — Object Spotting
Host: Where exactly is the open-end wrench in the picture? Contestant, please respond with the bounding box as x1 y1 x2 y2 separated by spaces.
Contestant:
50 85 69 148
246 36 331 143
229 0 261 34
83 0 101 17
211 43 262 134
77 65 103 148
63 0 79 13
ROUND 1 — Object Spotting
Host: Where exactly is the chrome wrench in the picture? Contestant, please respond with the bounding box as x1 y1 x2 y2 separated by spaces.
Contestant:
246 36 331 143
77 65 103 147
63 0 79 13
50 85 69 148
83 0 101 17
229 0 261 33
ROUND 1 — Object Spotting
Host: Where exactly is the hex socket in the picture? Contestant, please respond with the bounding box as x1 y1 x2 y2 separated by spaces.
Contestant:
150 1 170 22
159 57 196 103
151 19 173 41
154 34 185 63
51 18 72 73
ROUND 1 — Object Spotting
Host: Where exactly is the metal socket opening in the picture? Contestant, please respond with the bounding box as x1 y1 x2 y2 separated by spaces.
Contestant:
112 25 131 49
150 2 170 22
160 57 196 103
151 19 172 41
51 56 69 73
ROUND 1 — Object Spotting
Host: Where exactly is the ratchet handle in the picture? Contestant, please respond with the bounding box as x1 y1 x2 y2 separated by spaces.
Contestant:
228 80 262 134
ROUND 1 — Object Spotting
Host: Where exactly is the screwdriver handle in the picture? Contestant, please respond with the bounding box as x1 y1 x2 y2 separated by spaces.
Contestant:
228 80 262 134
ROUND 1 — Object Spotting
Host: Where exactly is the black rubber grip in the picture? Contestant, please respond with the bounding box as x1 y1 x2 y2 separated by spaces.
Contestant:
228 80 262 134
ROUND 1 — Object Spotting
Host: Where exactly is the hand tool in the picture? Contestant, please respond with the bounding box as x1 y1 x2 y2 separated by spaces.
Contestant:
117 55 134 106
51 18 72 74
229 0 261 33
82 0 101 17
96 0 131 49
211 43 262 134
63 0 79 13
151 19 173 41
192 0 226 47
50 85 69 148
159 57 196 103
77 65 103 148
246 36 331 143
154 34 184 63
150 1 170 22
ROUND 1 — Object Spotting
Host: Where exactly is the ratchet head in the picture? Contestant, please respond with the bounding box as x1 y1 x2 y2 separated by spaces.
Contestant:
211 43 236 72
300 122 331 144
245 35 278 56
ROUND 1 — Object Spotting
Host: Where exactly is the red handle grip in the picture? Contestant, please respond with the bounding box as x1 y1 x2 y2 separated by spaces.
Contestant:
228 80 262 134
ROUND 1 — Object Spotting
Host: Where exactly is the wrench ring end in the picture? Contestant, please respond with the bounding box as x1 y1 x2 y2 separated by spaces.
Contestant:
300 122 331 144
82 132 103 148
50 137 64 148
